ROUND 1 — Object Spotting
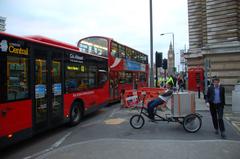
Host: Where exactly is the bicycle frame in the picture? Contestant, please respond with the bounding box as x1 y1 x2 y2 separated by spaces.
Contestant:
138 105 184 124
130 92 202 133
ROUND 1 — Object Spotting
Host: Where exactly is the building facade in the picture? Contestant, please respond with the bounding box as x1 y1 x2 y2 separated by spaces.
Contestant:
186 0 240 104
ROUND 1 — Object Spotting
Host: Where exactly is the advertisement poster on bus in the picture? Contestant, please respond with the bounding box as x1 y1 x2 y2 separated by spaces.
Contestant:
35 84 46 99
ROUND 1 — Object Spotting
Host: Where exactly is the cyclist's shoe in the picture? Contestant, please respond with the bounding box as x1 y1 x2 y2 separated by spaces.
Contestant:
149 119 157 123
148 116 156 122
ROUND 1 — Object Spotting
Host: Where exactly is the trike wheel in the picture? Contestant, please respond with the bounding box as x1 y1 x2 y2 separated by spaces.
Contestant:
130 115 145 129
183 114 202 133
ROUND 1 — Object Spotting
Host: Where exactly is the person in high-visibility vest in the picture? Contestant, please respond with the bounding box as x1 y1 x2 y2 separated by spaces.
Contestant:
158 77 164 87
166 76 174 87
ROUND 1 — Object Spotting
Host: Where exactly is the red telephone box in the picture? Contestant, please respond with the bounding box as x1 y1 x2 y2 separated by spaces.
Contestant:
188 67 204 91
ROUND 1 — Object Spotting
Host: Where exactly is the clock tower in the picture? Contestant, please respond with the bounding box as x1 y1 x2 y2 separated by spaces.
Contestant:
167 42 175 75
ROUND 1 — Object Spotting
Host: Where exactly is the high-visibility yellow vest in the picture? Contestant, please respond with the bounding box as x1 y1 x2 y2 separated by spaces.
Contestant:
167 77 174 85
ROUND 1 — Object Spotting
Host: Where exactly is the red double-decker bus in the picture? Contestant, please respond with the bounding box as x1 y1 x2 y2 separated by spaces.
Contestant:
78 36 149 101
0 32 109 148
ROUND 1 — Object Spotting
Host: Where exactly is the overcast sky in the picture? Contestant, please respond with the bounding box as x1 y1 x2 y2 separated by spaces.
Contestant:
0 0 188 67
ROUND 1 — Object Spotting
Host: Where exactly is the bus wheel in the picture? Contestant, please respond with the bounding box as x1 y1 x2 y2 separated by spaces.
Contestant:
69 102 83 126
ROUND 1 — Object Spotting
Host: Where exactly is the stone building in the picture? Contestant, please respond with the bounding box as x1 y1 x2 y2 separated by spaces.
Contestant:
167 42 175 75
185 0 240 104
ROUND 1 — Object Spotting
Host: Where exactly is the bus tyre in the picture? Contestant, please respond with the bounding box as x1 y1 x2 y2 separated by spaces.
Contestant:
130 115 145 129
69 102 83 126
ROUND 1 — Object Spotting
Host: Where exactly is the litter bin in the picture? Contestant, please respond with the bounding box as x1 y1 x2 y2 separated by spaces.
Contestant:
232 84 240 112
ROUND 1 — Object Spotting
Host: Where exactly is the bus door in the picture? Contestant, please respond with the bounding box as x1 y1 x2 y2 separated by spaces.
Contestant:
50 52 63 124
110 71 119 100
33 50 63 131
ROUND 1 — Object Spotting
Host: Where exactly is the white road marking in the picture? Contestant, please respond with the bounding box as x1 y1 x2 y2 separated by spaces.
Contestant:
51 132 72 148
109 107 120 118
23 132 72 159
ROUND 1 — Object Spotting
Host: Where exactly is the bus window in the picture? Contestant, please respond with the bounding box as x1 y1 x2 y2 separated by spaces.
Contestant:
139 72 146 82
98 69 107 86
65 64 88 93
119 72 126 84
126 72 133 84
111 42 118 57
7 56 29 101
139 54 147 64
79 43 88 53
131 50 137 61
144 55 148 64
132 51 138 61
126 48 132 59
78 37 108 57
89 66 97 88
118 45 126 58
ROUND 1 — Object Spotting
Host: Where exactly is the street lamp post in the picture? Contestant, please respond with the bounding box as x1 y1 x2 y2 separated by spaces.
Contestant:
149 0 154 87
160 32 175 68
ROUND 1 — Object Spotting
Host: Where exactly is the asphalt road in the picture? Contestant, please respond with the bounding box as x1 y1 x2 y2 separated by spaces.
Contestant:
1 103 240 159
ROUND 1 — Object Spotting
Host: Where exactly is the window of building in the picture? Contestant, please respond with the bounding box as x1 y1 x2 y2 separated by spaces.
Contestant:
7 56 29 101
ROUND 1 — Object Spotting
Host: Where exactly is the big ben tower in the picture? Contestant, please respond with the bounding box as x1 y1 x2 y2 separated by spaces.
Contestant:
168 42 175 75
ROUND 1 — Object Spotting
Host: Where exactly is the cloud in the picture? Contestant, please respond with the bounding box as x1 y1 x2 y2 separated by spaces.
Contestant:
1 0 188 67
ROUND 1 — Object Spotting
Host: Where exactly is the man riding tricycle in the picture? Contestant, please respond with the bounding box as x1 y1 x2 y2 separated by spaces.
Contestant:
129 81 202 133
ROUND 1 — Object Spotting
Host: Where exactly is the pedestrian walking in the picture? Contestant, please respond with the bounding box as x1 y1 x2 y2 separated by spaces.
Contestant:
177 75 184 92
206 77 226 139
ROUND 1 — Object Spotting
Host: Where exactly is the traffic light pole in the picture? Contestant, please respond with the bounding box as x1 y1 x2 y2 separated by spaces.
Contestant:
164 69 166 84
155 52 162 87
155 66 158 87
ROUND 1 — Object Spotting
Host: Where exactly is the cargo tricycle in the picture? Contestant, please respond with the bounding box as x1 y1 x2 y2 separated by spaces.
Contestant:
129 91 202 133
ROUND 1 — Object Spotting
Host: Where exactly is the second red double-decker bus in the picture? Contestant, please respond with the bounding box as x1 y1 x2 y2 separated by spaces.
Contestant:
77 36 149 101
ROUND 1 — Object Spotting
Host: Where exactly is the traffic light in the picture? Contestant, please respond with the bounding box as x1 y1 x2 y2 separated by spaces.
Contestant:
155 52 162 67
162 58 168 69
173 67 176 72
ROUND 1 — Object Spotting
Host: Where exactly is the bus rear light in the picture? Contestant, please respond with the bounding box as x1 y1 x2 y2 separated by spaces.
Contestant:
8 134 13 138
